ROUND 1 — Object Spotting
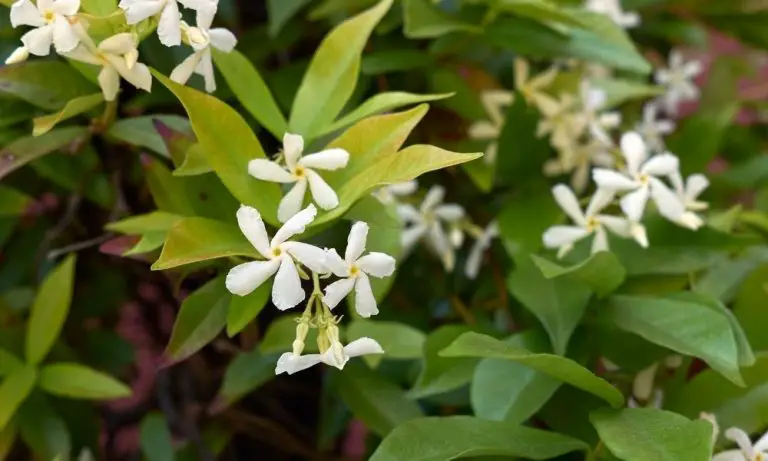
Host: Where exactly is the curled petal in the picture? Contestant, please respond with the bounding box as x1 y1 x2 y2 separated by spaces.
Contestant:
306 170 339 211
272 256 304 311
119 0 164 24
357 253 395 278
273 203 316 246
52 16 79 53
593 169 638 191
275 352 323 375
649 178 685 221
685 174 709 202
467 120 499 140
236 205 271 258
98 65 121 102
209 27 238 52
725 427 756 459
591 227 609 254
599 215 632 238
277 179 308 223
282 242 327 274
344 337 384 357
5 45 30 65
98 32 137 55
354 273 378 318
322 277 355 309
114 60 153 92
401 224 427 252
345 221 368 264
388 180 418 196
300 148 349 170
225 259 280 297
247 159 294 183
170 51 204 85
420 186 445 213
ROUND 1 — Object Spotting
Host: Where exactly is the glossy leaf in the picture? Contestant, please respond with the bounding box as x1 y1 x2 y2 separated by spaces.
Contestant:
0 127 87 180
173 144 211 176
214 349 277 411
733 264 768 352
16 392 71 460
531 252 626 297
491 0 587 27
0 349 23 377
267 0 312 36
347 319 425 367
0 61 97 110
259 315 321 354
403 0 481 38
26 254 76 365
0 186 31 216
0 367 36 432
38 363 132 400
140 412 175 461
440 332 624 407
226 282 272 336
32 93 103 137
409 325 478 398
106 115 191 158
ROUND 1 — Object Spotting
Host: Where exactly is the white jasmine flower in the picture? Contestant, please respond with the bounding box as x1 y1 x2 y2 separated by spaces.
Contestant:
248 133 350 222
713 428 768 461
515 58 558 110
118 0 214 47
655 51 703 115
468 90 514 165
580 81 621 144
465 221 499 279
667 172 709 230
398 186 465 271
372 180 418 205
544 139 615 193
636 103 675 152
63 33 152 101
543 185 644 257
537 94 587 149
323 222 396 318
4 45 30 64
225 204 328 311
585 0 640 28
592 132 685 223
10 0 81 56
275 336 384 375
170 7 237 93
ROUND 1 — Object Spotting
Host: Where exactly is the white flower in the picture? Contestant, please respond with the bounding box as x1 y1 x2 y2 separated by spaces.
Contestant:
668 172 709 230
585 0 640 28
713 428 768 461
372 180 418 205
10 0 81 56
398 186 465 271
63 33 152 101
468 90 514 165
465 221 498 280
323 222 396 318
275 337 384 375
655 51 703 115
592 132 685 223
543 185 644 257
248 133 350 223
4 45 30 64
515 58 558 110
580 80 621 144
536 93 586 150
170 7 237 93
544 139 615 193
118 0 215 47
225 204 328 311
636 103 675 152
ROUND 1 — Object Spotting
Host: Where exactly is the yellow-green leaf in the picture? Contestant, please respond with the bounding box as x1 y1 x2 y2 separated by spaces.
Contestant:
38 363 132 400
0 367 37 432
0 186 31 216
32 93 103 137
0 127 87 180
226 282 272 337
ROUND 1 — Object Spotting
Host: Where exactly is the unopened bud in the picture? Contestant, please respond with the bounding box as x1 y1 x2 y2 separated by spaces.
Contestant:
292 339 305 356
327 341 346 369
5 46 29 65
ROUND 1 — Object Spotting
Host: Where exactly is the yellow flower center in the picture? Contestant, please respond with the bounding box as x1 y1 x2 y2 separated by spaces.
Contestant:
586 216 600 232
294 166 305 178
349 265 360 277
271 247 282 258
638 173 650 186
43 10 55 23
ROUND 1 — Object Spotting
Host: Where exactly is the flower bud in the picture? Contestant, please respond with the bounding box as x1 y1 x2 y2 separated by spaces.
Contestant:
5 46 29 65
291 339 305 356
326 341 346 369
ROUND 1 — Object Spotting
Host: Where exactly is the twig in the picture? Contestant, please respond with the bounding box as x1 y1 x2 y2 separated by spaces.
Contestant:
47 233 114 260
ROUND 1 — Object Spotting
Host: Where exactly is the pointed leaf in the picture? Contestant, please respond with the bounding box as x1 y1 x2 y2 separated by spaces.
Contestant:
409 325 478 398
0 127 87 180
403 0 481 38
214 349 277 411
32 93 103 137
0 61 97 110
106 115 191 158
0 186 31 216
140 412 175 461
17 393 70 460
347 319 425 368
226 282 272 336
0 367 36 432
38 363 131 400
531 252 626 297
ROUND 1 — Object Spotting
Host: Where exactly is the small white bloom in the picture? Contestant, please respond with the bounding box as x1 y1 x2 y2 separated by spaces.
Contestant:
580 80 621 144
465 221 498 280
592 132 685 223
713 428 768 461
372 180 418 205
170 6 237 93
4 45 30 64
468 90 514 165
225 204 327 311
63 33 152 101
515 58 559 110
636 103 675 152
585 0 640 28
323 222 396 318
398 186 465 271
536 93 587 149
275 337 384 375
544 139 615 193
655 51 703 115
10 0 81 56
667 172 709 230
543 185 642 257
118 0 215 47
248 133 350 222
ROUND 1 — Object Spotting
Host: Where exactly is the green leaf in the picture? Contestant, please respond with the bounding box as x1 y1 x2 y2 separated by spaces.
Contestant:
152 217 259 271
733 264 768 352
106 211 184 235
507 254 592 354
440 332 624 407
0 61 97 110
106 115 191 158
498 188 560 255
347 319 426 368
602 295 743 385
409 325 478 398
212 49 287 138
38 363 131 400
472 330 561 423
213 349 277 411
590 408 713 461
140 412 175 461
369 416 588 461
32 93 103 137
403 0 481 39
81 0 116 15
26 254 76 365
173 144 212 176
591 77 663 109
667 105 739 176
16 393 70 460
0 367 36 432
0 186 31 216
531 252 626 297
490 0 587 27
288 0 394 138
226 283 272 336
0 420 16 460
495 92 551 184
267 0 312 36
332 363 424 437
164 276 229 364
153 72 282 224
322 91 454 135
0 127 87 180
694 248 768 303
259 315 321 354
0 349 23 377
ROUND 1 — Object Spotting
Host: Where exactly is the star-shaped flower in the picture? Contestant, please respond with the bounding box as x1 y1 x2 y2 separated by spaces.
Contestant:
580 80 621 144
276 337 384 375
118 0 214 47
322 222 396 318
10 0 81 56
372 180 418 205
667 172 708 230
248 133 350 222
636 103 675 152
713 427 768 461
655 51 703 115
225 204 328 311
465 221 498 280
515 58 558 110
467 90 514 165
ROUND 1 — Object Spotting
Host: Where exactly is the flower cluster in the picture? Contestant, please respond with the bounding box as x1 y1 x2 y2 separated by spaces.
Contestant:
6 0 236 100
707 414 768 461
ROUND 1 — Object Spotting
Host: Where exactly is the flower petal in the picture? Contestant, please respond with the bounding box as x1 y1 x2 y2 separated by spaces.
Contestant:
247 159 295 183
209 27 237 52
753 429 768 452
193 2 216 29
593 169 638 191
273 203 316 246
300 148 349 171
711 450 748 461
354 273 378 318
52 0 80 15
434 204 465 222
277 179 308 223
543 225 590 249
323 249 349 277
345 221 368 264
63 44 100 65
157 0 182 46
620 131 647 176
725 427 756 458
591 226 609 254
388 180 418 196
195 49 216 93
10 0 44 28
650 178 685 220
21 26 53 56
396 204 421 224
235 205 271 258
344 337 384 357
170 51 203 85
305 170 339 211
98 65 121 102
357 253 395 278
5 45 30 65
225 259 280 296
114 60 153 92
322 277 355 309
467 120 499 140
584 187 615 218
275 352 323 375
98 32 137 55
282 241 327 274
119 0 163 24
620 186 650 222
552 184 586 225
685 174 709 202
420 186 445 213
283 133 304 170
401 224 427 252
599 215 632 238
427 221 454 271
630 222 649 248
641 153 679 177
52 17 79 53
272 256 305 310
